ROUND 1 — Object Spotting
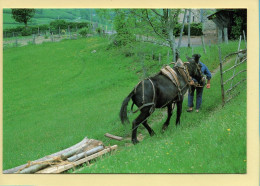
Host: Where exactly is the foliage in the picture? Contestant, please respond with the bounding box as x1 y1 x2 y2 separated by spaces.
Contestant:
230 9 247 40
50 19 67 29
21 27 32 36
11 9 36 27
78 27 91 37
183 23 203 36
96 27 102 35
113 10 135 47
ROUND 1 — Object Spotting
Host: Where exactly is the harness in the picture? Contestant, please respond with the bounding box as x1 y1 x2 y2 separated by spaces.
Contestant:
162 59 194 99
131 59 195 114
131 78 156 114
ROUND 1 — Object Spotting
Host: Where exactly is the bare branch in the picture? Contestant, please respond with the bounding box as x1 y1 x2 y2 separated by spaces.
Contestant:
151 9 163 17
145 10 167 40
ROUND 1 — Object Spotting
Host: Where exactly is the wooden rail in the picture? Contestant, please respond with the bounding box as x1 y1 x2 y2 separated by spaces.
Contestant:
218 36 247 106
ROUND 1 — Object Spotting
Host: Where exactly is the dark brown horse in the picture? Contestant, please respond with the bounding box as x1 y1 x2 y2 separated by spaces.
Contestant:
120 54 203 144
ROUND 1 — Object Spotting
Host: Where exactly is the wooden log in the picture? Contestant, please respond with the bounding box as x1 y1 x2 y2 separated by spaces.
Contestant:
67 145 104 162
3 137 89 174
18 139 102 174
36 145 118 174
105 133 123 141
19 161 51 174
60 139 95 160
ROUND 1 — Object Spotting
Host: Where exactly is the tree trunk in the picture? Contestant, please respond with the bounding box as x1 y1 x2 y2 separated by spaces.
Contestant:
223 27 228 44
178 9 187 49
218 27 223 43
188 9 191 47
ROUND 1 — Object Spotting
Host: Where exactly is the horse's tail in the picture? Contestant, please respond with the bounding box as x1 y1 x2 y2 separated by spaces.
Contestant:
120 89 135 125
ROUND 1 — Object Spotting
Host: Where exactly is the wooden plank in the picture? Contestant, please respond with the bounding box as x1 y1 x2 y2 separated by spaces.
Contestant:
36 145 118 174
3 137 89 174
104 133 123 141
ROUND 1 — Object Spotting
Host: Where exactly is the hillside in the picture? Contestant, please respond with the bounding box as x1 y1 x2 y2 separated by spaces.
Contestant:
3 9 111 29
3 37 246 173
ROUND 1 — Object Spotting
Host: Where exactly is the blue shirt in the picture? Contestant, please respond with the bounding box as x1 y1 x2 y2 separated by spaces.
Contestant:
199 61 211 80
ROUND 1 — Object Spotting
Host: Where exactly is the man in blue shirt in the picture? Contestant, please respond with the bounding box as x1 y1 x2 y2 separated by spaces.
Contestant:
187 54 212 113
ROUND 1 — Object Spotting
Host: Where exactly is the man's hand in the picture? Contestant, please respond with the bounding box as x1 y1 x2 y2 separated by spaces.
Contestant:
206 84 210 89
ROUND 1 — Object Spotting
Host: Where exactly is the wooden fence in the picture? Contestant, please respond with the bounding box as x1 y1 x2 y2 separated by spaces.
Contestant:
218 36 247 106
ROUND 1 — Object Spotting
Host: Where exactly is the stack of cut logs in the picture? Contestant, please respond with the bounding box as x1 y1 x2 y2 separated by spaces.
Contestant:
3 137 117 174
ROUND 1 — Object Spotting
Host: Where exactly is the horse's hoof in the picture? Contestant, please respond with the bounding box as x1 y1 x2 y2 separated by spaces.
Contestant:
150 131 156 137
132 139 139 145
162 126 168 133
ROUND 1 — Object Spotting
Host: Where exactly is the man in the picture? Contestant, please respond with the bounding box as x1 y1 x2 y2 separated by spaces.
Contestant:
187 54 211 113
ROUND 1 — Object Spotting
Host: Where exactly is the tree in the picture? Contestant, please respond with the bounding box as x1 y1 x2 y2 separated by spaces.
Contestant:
11 9 35 27
137 9 181 61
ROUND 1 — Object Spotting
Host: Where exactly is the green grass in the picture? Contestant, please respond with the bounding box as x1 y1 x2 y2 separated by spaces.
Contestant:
77 54 247 174
3 38 246 173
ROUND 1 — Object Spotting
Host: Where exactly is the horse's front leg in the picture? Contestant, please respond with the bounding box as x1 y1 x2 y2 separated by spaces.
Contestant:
176 99 183 126
162 104 173 132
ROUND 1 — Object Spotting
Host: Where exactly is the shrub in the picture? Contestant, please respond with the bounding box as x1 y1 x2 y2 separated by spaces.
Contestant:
184 23 203 36
96 27 103 35
78 27 90 37
50 19 67 30
21 27 32 36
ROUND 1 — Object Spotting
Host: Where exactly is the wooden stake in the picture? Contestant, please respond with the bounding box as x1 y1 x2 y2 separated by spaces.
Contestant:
218 46 225 107
105 133 123 141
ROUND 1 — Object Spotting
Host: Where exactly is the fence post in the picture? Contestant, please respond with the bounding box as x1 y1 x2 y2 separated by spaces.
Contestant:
243 30 247 49
201 35 206 53
32 34 36 44
51 32 54 42
218 46 225 107
141 54 147 78
173 36 176 62
230 35 242 88
76 26 78 39
15 35 18 47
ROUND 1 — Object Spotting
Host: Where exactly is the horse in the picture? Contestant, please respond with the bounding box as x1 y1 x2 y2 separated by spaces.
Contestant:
120 54 204 144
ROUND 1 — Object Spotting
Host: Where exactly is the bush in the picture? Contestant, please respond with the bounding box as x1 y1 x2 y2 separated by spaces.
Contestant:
21 27 32 36
50 19 67 30
78 27 90 37
184 23 203 36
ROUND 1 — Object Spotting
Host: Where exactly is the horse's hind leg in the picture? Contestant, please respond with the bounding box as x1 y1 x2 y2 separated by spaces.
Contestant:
176 99 183 126
132 110 150 145
142 120 155 137
162 104 173 132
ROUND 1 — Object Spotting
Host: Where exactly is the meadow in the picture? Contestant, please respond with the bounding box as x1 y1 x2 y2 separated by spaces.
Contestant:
3 37 246 173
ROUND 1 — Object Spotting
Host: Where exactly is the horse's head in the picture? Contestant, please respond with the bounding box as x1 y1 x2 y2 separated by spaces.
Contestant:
185 54 204 85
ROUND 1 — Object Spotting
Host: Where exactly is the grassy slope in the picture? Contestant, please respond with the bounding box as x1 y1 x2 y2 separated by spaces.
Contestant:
78 55 247 174
3 37 138 169
3 38 246 173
